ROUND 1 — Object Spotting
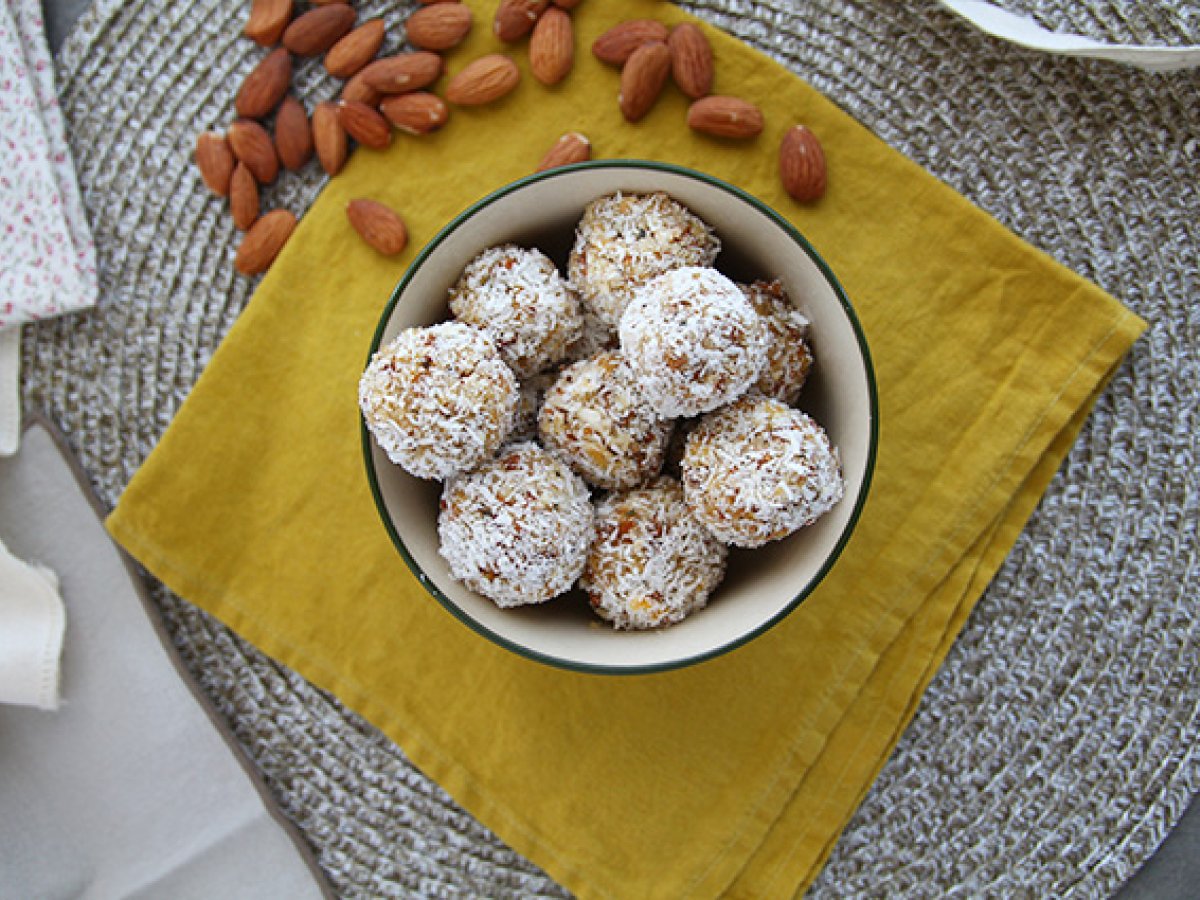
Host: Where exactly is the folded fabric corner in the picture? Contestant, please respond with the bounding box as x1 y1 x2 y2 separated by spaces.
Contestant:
0 537 65 711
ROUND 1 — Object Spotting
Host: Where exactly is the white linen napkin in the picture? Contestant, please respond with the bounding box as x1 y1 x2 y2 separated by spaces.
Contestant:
0 535 64 710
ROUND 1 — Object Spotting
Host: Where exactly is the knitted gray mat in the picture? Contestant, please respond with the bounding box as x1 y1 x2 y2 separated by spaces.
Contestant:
22 0 1199 896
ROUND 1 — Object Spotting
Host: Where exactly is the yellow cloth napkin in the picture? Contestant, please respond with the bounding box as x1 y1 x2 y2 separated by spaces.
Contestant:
106 2 1146 896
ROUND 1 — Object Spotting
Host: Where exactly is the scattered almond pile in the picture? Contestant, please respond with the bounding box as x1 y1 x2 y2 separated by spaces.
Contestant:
193 0 827 277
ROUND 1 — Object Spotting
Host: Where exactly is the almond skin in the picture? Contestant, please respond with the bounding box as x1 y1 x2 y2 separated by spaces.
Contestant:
686 95 764 139
359 52 443 94
338 100 392 149
493 0 549 42
406 3 473 52
551 0 582 7
779 124 827 202
235 47 292 119
312 101 348 175
235 209 297 275
379 92 449 134
529 7 573 86
244 0 292 46
346 199 408 256
229 163 260 231
618 41 671 122
274 95 313 171
592 19 669 66
227 119 280 183
282 5 356 57
195 131 235 196
536 132 590 171
444 54 521 106
324 19 385 79
341 71 382 106
668 23 712 100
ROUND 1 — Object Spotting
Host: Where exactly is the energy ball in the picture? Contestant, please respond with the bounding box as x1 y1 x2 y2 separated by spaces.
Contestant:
438 442 594 608
448 244 582 379
681 396 844 548
538 351 673 491
620 266 767 418
581 478 727 630
742 279 814 405
568 192 720 329
359 322 518 480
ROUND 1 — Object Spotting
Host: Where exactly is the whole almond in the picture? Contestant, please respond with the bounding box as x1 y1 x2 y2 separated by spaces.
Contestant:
779 124 827 202
379 92 449 134
341 71 382 106
529 7 572 86
244 0 292 46
406 3 473 51
235 47 292 119
274 95 313 171
536 132 590 171
282 5 356 57
360 52 443 94
668 23 712 99
346 199 408 256
325 19 385 79
444 54 521 106
227 119 279 183
592 19 669 66
338 100 392 149
619 41 671 122
686 95 764 139
312 101 348 175
493 0 549 42
229 163 260 231
235 209 297 275
195 131 235 196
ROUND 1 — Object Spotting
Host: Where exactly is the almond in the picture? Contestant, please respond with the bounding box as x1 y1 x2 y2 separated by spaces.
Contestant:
195 131 235 196
274 95 313 171
235 209 297 275
282 5 355 57
346 199 408 256
529 7 572 86
338 100 391 149
592 19 669 66
406 3 473 51
379 92 449 134
230 163 260 231
444 54 521 106
493 0 548 42
686 95 764 139
227 118 280 183
668 23 712 99
235 47 292 119
244 0 292 46
536 132 590 171
618 41 671 122
324 19 385 79
779 124 827 202
359 52 443 94
312 101 348 175
341 71 382 106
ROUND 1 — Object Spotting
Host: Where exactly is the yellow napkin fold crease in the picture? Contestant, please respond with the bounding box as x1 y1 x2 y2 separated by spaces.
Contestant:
106 2 1145 897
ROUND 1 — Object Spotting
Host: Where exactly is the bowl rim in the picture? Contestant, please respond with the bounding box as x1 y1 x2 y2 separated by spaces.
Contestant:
360 159 879 675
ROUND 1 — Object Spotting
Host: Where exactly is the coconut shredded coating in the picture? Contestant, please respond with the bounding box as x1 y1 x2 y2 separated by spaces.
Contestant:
510 371 558 442
681 396 844 548
568 192 720 329
437 441 594 608
741 279 814 405
448 243 583 379
359 322 518 480
562 304 618 365
538 351 673 491
619 266 767 419
582 478 727 630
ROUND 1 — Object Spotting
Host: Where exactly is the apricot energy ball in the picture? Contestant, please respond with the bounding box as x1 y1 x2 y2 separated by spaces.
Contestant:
448 243 582 378
538 351 673 491
619 266 767 418
681 395 844 548
359 322 518 480
741 279 814 405
437 442 594 608
581 478 727 630
568 192 720 329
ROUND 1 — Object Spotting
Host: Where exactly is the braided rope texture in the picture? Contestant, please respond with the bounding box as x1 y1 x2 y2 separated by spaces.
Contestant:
22 0 1199 896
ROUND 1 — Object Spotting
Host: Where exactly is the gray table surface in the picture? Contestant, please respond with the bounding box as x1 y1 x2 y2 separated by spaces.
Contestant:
33 0 1198 896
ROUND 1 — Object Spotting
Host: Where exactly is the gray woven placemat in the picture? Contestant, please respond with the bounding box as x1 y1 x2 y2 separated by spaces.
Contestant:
21 0 1199 896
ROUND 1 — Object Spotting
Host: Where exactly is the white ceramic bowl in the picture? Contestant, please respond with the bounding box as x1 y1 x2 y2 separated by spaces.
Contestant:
362 161 877 674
